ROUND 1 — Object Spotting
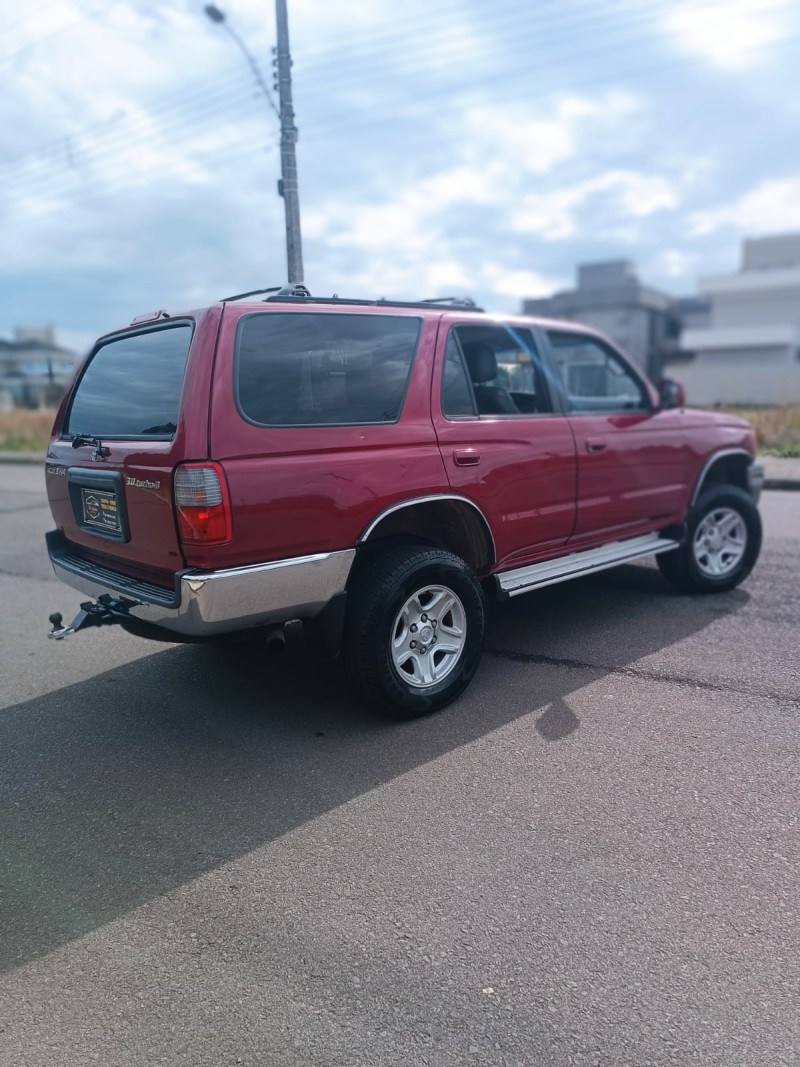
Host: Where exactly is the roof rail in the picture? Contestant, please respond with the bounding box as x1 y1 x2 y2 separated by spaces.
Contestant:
220 283 313 302
220 286 284 302
420 296 479 309
219 285 485 312
261 290 484 312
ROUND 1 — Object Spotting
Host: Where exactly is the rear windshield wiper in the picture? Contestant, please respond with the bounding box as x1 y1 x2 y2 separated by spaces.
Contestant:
70 433 108 459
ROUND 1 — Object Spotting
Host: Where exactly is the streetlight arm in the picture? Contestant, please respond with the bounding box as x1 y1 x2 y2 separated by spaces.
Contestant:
205 6 280 120
221 21 280 119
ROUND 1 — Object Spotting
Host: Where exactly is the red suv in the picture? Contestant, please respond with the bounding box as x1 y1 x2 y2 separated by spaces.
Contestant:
45 286 764 717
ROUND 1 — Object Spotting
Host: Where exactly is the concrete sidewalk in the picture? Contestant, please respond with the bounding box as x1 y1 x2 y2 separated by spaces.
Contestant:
760 454 800 490
2 450 799 488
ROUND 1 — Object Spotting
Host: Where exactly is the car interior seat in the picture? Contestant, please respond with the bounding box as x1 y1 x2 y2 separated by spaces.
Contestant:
461 342 519 415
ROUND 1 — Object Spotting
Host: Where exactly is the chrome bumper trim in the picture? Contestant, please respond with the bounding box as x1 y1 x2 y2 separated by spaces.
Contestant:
50 548 356 637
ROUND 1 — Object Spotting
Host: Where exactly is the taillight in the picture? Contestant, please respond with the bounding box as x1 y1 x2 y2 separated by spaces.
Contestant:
173 463 231 545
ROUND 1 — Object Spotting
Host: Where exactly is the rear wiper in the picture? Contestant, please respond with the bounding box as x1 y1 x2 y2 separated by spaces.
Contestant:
70 433 108 459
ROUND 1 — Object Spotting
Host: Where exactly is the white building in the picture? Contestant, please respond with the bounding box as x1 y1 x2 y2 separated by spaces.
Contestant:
667 234 800 405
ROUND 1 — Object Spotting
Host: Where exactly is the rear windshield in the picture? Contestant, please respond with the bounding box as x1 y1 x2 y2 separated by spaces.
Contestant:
66 324 193 438
235 312 421 427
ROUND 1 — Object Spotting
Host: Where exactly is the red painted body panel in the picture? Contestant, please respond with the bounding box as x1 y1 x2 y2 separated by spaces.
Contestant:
201 305 449 571
430 319 578 567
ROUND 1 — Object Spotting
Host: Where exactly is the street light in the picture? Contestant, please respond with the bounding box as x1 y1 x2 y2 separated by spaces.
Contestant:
204 2 304 285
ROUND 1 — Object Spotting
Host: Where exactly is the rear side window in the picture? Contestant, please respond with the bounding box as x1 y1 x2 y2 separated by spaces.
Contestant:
66 324 192 438
236 312 421 427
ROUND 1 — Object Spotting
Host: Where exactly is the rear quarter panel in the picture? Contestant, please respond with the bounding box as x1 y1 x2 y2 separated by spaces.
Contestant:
205 306 449 570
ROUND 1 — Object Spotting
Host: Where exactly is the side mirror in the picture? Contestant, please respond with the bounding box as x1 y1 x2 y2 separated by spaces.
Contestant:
658 378 685 410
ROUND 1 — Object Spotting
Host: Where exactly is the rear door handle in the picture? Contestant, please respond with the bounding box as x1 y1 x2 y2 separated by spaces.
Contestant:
453 448 481 466
586 437 607 453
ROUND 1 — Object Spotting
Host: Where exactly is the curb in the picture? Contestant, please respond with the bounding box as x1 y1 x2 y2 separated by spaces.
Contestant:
0 452 43 465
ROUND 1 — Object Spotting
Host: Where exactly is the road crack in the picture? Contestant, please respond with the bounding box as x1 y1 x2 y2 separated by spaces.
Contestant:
485 645 800 707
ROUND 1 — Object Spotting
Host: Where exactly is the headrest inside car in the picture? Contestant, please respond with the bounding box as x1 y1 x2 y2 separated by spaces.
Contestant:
462 342 497 384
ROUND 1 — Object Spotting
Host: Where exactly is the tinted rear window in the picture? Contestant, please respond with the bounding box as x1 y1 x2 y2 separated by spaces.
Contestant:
66 324 192 438
236 312 421 426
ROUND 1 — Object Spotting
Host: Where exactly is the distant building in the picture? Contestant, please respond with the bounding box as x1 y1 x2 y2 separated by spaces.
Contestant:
0 326 79 409
522 260 691 379
665 234 800 405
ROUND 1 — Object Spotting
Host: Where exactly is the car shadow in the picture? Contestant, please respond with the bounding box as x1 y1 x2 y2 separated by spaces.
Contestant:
1 562 749 972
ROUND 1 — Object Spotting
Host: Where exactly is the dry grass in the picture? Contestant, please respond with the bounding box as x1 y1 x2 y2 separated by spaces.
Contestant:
0 408 57 452
722 405 800 457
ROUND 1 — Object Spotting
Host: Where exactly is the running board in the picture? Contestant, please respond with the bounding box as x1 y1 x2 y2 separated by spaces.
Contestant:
496 533 680 598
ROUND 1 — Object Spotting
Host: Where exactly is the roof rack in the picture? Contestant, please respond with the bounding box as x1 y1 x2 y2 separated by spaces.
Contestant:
219 285 484 312
261 289 484 312
220 284 312 302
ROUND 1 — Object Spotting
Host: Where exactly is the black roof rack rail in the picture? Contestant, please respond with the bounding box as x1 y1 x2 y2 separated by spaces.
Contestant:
219 285 484 312
220 283 313 302
220 286 284 302
261 291 484 312
419 296 480 308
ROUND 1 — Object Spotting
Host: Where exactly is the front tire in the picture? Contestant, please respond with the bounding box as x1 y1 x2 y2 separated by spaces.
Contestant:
657 484 762 594
345 545 485 719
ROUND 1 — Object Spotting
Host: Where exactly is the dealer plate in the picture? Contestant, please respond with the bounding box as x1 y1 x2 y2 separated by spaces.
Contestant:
81 487 122 533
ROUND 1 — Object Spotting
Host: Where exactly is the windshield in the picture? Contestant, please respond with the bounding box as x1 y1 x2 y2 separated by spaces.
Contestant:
66 324 193 438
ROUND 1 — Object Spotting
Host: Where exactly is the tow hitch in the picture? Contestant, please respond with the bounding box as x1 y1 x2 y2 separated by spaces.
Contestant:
48 594 132 640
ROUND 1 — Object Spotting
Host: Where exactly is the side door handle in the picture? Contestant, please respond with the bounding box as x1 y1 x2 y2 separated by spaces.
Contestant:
586 437 607 453
453 448 481 466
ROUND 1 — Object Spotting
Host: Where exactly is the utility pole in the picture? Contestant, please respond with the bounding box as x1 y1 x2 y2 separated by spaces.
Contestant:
274 0 303 285
204 2 304 285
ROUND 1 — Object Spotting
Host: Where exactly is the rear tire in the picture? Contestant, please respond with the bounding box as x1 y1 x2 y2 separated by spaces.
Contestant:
345 545 485 719
657 484 761 594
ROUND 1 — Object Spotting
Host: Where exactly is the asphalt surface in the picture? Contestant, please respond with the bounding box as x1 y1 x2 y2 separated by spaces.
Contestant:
0 464 798 1067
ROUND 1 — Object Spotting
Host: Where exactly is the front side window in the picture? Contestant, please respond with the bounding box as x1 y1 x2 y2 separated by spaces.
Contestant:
451 325 550 416
66 324 192 438
547 331 648 413
236 313 421 426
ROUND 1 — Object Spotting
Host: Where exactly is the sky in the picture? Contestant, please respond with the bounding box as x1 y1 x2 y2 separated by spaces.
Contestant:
1 0 799 353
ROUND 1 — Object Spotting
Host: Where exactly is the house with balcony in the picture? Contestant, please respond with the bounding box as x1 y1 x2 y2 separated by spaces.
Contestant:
666 234 800 405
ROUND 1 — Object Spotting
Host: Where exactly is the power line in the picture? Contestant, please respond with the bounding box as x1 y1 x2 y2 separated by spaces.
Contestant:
5 5 795 185
1 0 788 168
291 0 790 65
2 8 796 206
0 0 128 66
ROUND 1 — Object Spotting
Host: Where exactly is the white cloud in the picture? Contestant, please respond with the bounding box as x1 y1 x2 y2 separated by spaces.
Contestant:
462 91 641 179
511 170 679 240
690 178 800 235
659 249 694 278
480 266 562 300
665 0 794 69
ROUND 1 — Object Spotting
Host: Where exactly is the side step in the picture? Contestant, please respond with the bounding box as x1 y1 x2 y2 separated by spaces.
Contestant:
496 533 680 598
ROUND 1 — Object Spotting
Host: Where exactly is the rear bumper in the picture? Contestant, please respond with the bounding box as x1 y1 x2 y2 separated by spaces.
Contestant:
47 532 355 637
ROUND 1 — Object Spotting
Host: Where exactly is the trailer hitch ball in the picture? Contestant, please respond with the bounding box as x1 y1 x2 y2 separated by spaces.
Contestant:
49 613 64 630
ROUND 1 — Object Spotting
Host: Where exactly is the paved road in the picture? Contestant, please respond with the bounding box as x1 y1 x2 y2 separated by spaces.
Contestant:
1 465 798 1067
